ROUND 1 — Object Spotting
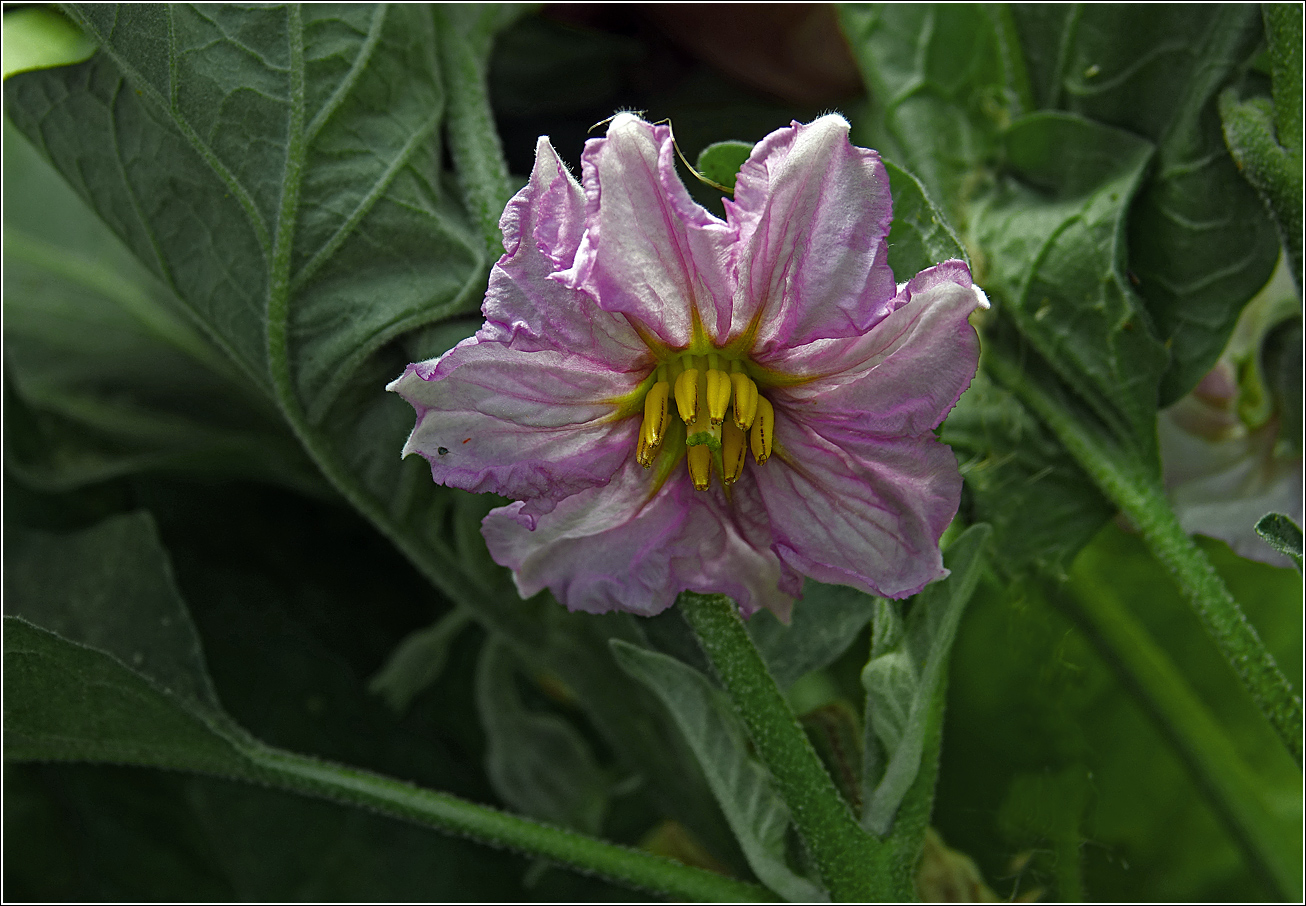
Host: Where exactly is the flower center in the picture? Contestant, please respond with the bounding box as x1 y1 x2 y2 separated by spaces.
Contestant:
636 352 774 491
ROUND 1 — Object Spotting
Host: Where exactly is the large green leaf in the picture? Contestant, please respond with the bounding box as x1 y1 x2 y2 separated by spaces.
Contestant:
1010 4 1279 402
935 524 1302 901
4 5 482 541
611 640 828 902
3 121 321 495
973 112 1165 461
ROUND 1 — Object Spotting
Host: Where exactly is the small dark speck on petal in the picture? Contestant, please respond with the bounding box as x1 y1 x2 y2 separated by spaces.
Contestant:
438 447 449 455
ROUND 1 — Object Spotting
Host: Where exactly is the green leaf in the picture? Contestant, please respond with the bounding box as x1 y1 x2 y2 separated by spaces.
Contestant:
4 616 251 771
747 581 876 691
937 524 1302 901
1010 4 1279 402
1221 89 1304 294
838 3 1030 224
476 641 610 836
368 608 475 714
4 11 730 857
1255 513 1304 573
5 512 221 712
2 7 96 80
2 511 250 770
942 367 1115 579
610 640 828 902
861 524 991 835
2 122 321 495
881 158 968 278
974 112 1166 461
2 17 736 853
0 506 764 901
1014 3 1276 364
695 140 753 193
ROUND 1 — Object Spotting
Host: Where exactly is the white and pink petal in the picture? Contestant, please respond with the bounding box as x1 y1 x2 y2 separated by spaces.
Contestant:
483 461 795 619
389 338 640 526
559 113 737 349
479 136 647 368
726 114 897 352
754 411 961 599
766 261 986 437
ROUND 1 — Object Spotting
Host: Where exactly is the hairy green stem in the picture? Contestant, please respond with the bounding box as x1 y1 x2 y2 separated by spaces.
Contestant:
1053 577 1301 898
235 740 768 902
987 348 1303 764
678 592 887 901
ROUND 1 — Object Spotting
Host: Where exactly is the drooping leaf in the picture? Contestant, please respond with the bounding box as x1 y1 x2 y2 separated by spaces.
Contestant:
611 640 829 902
475 641 610 836
368 608 475 714
861 524 991 835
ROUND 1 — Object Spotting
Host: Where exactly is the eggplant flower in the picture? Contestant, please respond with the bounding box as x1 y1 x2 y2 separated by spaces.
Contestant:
389 114 987 619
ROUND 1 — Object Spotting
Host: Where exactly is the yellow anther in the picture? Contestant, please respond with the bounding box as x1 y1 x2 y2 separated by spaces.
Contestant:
731 373 758 430
636 430 656 468
674 368 700 423
685 371 722 449
750 395 774 464
721 421 747 484
705 369 732 425
687 444 712 491
642 380 670 447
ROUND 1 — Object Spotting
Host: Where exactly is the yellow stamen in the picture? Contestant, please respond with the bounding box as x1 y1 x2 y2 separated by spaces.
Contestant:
642 380 670 446
750 395 774 464
636 430 656 468
686 370 722 449
705 369 732 425
687 444 712 490
674 368 699 423
731 372 758 430
722 421 747 484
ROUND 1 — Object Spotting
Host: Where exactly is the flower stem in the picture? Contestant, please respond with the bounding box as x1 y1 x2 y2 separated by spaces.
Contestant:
1051 577 1302 899
678 592 888 901
988 348 1304 765
235 739 768 902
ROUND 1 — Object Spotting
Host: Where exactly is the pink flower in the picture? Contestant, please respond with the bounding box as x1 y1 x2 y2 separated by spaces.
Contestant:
388 114 987 619
1159 359 1303 568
